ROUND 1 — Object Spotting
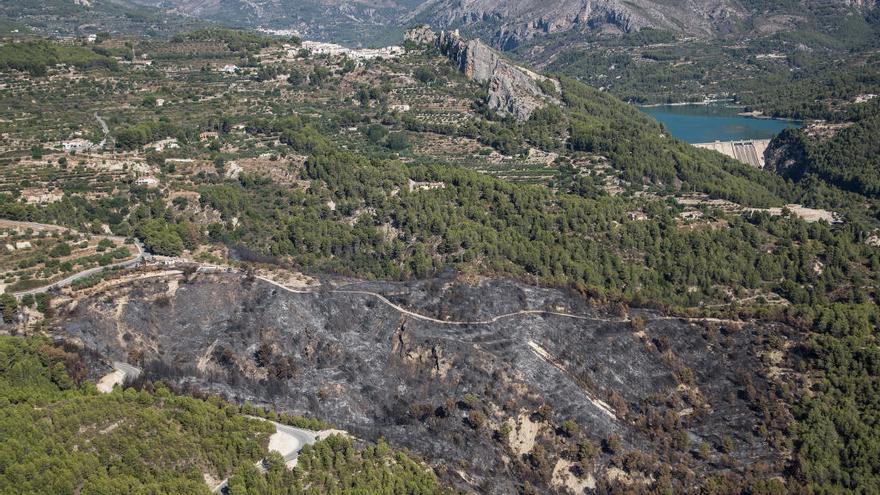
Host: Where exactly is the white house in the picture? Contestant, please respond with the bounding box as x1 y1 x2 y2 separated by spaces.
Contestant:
135 176 160 187
61 138 94 152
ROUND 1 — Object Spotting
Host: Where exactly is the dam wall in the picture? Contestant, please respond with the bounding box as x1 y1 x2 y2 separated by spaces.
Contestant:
694 139 771 168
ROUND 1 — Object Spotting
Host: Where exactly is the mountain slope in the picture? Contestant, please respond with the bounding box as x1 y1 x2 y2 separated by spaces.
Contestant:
405 0 743 49
409 0 879 49
126 0 424 44
0 0 207 37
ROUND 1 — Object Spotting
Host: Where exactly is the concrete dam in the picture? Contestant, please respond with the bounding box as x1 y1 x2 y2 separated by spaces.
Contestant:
693 139 771 168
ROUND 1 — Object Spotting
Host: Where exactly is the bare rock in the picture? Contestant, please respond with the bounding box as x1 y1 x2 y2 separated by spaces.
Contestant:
408 26 558 119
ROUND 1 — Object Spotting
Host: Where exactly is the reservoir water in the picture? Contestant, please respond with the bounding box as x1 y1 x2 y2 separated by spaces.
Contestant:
640 104 800 144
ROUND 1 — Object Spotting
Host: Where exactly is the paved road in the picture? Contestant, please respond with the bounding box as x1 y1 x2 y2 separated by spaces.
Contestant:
259 277 749 326
3 219 146 297
273 422 320 462
95 112 110 148
96 361 143 393
0 219 71 233
212 418 322 493
112 361 142 382
255 276 622 325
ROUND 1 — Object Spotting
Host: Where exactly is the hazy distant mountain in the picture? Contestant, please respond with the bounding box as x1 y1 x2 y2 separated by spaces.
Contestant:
404 0 742 49
0 0 207 37
5 0 873 47
124 0 425 44
406 0 879 49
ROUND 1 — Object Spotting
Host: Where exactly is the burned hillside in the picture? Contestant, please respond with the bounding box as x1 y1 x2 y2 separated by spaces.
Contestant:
59 271 797 493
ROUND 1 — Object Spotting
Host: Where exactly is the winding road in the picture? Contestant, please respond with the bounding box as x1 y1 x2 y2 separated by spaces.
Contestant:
333 289 608 325
13 240 144 297
94 113 110 148
255 276 628 326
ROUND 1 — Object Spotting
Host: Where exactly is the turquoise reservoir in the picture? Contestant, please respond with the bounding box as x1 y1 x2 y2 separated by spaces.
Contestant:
640 104 800 144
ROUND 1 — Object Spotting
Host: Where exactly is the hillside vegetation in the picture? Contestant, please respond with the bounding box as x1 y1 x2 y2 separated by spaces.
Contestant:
0 40 116 76
0 336 272 494
541 4 880 120
1 27 880 493
769 103 880 198
0 336 450 495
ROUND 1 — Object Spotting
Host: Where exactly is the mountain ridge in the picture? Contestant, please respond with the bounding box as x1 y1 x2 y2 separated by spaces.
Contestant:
99 0 880 48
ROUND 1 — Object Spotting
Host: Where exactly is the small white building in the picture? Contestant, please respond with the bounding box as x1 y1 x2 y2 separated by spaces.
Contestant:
220 64 239 73
61 138 94 152
135 176 160 187
144 138 179 152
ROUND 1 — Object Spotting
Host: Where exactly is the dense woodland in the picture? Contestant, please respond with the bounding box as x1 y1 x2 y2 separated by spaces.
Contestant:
769 102 880 198
0 336 272 494
226 437 449 495
0 40 117 76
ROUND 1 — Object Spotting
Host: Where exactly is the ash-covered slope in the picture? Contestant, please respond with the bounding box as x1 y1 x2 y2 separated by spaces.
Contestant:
60 271 794 493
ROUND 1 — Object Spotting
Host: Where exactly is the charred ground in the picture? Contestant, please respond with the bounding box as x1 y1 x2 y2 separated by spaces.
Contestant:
59 270 797 493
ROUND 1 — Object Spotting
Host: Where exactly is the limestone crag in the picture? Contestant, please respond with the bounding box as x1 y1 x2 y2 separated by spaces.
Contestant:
404 0 743 48
408 25 558 119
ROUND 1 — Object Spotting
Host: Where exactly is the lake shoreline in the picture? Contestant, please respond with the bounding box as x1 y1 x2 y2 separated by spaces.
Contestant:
639 103 802 144
635 98 736 108
636 102 803 123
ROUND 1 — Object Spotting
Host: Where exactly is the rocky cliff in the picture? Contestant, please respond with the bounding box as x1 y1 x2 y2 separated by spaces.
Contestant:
764 128 811 180
407 25 558 119
59 270 795 493
405 0 742 48
405 0 880 49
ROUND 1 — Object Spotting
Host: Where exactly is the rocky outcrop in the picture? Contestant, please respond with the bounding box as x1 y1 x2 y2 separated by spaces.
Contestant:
764 127 811 180
405 0 878 49
407 25 558 119
404 24 436 46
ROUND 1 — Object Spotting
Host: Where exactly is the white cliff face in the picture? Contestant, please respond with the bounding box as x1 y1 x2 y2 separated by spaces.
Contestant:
408 26 559 119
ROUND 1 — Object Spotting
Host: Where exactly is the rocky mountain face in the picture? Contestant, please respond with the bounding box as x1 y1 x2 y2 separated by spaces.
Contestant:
405 0 742 49
406 25 558 118
59 271 795 493
90 0 878 48
764 128 811 180
411 0 880 49
124 0 424 44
